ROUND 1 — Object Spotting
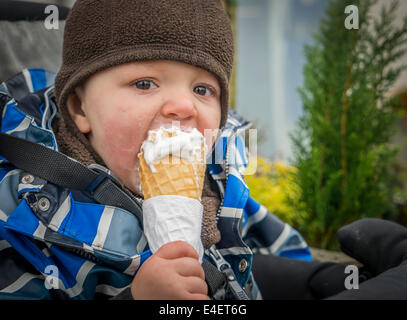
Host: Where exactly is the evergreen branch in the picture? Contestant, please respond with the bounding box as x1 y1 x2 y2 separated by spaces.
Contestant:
340 62 352 191
290 0 407 249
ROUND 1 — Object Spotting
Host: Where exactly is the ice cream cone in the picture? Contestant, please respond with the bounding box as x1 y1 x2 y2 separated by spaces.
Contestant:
138 127 206 201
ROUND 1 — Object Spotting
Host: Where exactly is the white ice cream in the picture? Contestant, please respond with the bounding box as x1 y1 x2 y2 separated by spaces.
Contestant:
139 126 205 173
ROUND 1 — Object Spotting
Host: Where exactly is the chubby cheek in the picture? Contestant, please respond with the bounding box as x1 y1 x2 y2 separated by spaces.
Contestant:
199 111 221 154
96 116 149 193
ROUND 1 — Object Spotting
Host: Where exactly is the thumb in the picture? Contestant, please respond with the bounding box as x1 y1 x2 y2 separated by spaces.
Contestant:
155 241 199 260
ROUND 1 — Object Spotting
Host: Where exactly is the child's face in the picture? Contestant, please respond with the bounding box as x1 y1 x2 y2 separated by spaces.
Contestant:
67 60 221 194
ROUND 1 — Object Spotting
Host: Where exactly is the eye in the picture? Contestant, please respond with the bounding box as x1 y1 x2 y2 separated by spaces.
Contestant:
133 79 158 90
194 85 214 97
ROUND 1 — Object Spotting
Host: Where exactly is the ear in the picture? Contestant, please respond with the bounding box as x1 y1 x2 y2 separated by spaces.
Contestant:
66 88 91 134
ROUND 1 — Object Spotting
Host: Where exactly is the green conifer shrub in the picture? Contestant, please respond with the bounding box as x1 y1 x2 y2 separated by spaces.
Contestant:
290 0 407 249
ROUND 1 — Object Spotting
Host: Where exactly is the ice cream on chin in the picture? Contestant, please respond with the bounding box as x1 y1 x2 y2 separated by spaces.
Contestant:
137 126 206 262
138 126 206 201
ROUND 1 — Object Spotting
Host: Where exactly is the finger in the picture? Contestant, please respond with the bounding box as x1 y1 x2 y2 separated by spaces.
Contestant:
188 293 211 300
174 257 205 280
184 276 209 296
155 241 199 260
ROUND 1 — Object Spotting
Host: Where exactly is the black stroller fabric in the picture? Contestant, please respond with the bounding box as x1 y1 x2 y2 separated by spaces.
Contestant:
252 218 407 300
0 0 69 82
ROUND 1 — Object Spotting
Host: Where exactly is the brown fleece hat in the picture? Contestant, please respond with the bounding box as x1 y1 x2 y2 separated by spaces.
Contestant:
54 0 234 128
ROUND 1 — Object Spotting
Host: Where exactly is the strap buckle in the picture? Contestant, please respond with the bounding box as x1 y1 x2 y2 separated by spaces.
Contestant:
86 164 121 193
208 246 250 300
208 246 231 272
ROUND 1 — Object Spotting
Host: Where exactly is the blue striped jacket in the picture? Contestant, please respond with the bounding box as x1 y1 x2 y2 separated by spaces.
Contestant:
0 69 312 300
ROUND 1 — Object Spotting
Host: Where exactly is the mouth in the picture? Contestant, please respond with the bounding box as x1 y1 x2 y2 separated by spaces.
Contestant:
149 122 196 133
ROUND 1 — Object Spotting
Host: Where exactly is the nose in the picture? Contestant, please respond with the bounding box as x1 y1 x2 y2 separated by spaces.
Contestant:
160 93 198 122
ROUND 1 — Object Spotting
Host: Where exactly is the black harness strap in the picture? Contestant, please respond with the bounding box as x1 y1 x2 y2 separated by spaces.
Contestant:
202 259 227 299
0 132 143 225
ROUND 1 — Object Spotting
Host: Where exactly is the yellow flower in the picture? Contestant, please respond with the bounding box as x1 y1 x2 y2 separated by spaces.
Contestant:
244 157 307 226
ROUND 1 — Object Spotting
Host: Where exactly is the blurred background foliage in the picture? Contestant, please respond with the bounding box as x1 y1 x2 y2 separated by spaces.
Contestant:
223 0 238 109
244 157 308 229
245 0 407 250
290 0 407 249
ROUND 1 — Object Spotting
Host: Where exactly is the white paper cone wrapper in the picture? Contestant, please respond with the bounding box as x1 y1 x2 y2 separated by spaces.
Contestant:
142 195 204 263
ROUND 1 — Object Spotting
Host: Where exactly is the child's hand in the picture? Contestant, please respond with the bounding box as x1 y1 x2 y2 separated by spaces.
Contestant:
130 241 210 300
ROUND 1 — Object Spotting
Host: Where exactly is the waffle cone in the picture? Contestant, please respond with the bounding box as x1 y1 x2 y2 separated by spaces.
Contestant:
138 152 206 201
